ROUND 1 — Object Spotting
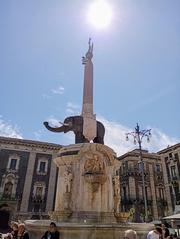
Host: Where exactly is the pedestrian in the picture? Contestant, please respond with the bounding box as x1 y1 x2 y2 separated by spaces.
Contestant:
10 222 19 239
124 229 137 239
17 224 29 239
41 222 60 239
147 226 163 239
164 227 170 239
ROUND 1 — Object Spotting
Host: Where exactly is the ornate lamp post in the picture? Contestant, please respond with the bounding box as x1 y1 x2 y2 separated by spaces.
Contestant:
126 123 151 222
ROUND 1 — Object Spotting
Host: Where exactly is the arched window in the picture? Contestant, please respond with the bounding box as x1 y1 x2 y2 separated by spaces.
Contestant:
3 182 13 199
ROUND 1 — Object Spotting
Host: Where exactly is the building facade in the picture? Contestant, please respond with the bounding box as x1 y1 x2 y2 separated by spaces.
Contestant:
0 136 179 223
118 149 168 222
0 136 61 221
158 143 180 214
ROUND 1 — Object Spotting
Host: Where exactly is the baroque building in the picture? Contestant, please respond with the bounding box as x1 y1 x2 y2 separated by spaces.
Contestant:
0 135 179 223
158 143 180 214
0 136 61 221
118 149 168 221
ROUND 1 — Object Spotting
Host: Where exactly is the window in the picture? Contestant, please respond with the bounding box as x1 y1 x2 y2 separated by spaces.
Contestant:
165 156 168 162
156 164 161 172
39 162 46 173
3 182 13 198
35 187 43 198
32 182 45 201
123 187 127 199
169 153 173 160
159 188 164 199
9 159 17 170
171 166 176 177
37 159 48 175
7 155 20 171
174 153 179 160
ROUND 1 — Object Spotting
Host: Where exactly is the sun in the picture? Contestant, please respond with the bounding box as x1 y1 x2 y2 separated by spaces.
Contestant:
87 0 113 30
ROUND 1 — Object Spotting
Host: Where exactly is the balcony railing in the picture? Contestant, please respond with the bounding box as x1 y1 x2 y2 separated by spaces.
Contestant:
120 166 149 178
0 193 18 202
31 195 46 203
157 199 168 207
121 197 153 206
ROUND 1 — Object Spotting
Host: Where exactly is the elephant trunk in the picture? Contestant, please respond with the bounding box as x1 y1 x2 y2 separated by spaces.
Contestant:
43 121 67 133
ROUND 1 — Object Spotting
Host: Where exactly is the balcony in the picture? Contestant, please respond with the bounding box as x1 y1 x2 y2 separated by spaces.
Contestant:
154 172 164 183
157 199 168 207
172 175 178 181
0 193 18 202
0 193 20 209
120 166 149 179
121 197 153 206
31 195 46 204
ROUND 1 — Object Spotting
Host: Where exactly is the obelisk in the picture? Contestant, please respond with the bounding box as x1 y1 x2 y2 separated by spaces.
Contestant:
82 38 97 141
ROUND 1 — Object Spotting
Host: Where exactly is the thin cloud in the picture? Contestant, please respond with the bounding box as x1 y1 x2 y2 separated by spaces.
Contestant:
65 102 80 116
42 93 51 99
46 116 62 127
43 114 179 156
33 129 46 140
98 116 179 156
51 86 65 95
0 116 22 139
130 86 175 112
44 115 74 145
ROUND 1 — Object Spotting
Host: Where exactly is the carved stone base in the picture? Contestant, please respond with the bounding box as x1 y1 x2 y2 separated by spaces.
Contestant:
25 219 154 239
49 210 72 222
49 210 116 223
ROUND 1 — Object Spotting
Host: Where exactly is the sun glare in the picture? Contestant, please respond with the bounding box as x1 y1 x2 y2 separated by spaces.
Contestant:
87 0 113 30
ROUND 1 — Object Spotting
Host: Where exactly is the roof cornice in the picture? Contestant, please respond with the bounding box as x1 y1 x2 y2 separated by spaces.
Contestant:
157 143 180 154
0 136 62 150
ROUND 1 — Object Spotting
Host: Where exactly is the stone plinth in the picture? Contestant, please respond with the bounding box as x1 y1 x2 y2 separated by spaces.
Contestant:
51 143 120 223
25 220 154 239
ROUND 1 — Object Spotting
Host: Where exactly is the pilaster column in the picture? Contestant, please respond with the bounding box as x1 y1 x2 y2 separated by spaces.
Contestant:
46 154 57 212
149 164 158 219
161 158 173 214
129 176 136 199
20 152 36 212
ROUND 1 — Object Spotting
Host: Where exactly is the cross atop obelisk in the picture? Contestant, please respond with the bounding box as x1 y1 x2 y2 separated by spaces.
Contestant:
81 38 97 141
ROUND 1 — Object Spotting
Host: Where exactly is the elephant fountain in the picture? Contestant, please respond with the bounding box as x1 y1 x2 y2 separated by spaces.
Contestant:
44 115 105 144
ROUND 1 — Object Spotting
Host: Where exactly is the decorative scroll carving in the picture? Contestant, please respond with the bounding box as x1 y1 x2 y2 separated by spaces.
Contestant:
84 154 105 174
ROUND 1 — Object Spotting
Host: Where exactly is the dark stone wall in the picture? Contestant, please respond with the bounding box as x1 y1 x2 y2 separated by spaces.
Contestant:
0 149 30 199
28 153 53 212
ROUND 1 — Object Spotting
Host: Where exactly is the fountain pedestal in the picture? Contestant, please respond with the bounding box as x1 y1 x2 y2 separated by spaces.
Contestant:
25 144 153 238
50 143 120 223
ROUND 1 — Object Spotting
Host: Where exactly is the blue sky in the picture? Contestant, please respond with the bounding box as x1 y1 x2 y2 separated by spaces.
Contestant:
0 0 180 156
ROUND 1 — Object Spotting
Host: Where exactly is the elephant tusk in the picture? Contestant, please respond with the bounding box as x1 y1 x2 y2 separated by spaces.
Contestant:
59 121 70 127
63 123 70 127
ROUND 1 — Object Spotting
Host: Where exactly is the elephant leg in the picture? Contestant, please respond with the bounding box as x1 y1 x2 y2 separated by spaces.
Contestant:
75 132 89 143
93 137 104 144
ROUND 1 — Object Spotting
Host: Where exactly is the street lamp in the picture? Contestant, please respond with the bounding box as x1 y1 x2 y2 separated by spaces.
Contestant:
126 123 151 222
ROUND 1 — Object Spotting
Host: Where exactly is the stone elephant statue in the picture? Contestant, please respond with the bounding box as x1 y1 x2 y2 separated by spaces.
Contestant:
44 115 105 144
